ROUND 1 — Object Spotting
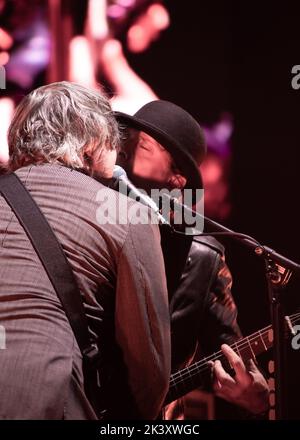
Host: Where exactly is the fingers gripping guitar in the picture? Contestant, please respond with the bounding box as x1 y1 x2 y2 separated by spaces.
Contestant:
165 312 300 414
209 344 269 414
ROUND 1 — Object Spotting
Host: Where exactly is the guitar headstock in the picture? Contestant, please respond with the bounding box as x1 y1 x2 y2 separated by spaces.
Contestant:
285 313 300 338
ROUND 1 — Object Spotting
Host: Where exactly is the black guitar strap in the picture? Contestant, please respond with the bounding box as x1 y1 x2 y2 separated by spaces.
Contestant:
0 172 98 364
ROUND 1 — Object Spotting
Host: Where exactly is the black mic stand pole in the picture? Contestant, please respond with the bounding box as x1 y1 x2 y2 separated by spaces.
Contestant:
164 195 300 420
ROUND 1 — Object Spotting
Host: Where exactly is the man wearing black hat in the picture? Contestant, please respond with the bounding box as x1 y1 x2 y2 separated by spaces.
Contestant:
114 100 269 419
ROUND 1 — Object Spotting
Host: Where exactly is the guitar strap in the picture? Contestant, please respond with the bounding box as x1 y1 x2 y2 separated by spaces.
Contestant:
0 172 104 413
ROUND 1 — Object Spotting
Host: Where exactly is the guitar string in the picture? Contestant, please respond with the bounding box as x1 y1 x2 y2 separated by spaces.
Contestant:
169 312 300 388
169 312 300 391
169 326 271 388
168 312 300 391
170 311 300 384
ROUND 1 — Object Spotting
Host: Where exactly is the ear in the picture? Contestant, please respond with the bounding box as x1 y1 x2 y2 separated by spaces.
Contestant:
82 142 95 158
168 174 187 190
81 142 97 173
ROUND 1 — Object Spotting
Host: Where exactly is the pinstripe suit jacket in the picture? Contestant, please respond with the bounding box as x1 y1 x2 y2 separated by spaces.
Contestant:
0 164 170 419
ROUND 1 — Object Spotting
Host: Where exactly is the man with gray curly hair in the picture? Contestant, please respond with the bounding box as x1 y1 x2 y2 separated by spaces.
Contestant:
0 81 171 420
7 81 119 176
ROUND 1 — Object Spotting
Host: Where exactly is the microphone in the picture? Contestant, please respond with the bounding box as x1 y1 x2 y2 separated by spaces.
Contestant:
112 165 170 226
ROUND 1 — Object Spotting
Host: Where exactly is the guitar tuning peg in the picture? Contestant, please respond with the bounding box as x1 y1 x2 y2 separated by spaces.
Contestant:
284 315 296 336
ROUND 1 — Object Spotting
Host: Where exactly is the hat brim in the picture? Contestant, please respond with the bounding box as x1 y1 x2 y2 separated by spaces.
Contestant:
114 111 203 192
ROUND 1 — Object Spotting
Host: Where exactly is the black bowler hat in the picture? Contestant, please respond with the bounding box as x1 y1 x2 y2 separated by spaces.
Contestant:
113 100 206 191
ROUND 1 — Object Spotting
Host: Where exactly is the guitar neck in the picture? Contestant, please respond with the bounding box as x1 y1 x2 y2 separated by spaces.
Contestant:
165 324 273 405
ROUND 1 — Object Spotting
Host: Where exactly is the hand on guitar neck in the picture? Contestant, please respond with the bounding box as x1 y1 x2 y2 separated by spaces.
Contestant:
165 313 296 416
208 344 269 415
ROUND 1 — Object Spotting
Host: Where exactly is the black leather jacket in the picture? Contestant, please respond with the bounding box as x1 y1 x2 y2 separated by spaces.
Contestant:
160 226 242 373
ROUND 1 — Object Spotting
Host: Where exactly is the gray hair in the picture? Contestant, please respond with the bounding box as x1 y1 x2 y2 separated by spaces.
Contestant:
8 81 120 171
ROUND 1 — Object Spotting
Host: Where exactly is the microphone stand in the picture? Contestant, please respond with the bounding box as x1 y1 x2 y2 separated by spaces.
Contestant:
204 214 298 420
164 195 300 420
